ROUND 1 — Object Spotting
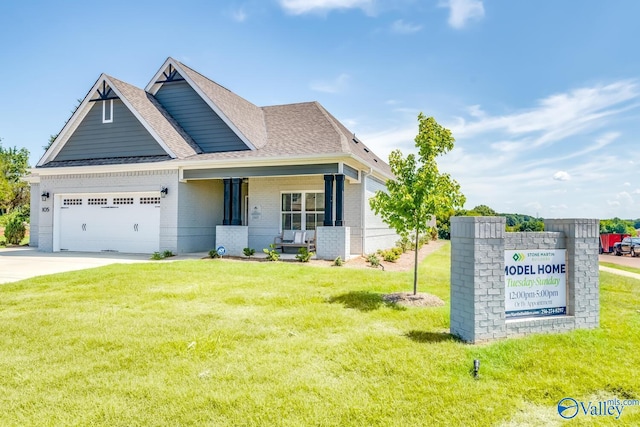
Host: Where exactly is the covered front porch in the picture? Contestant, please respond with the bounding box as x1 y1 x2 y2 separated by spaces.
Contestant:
181 162 360 260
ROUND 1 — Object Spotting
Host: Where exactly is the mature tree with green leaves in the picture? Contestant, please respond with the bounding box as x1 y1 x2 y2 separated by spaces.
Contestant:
370 114 466 295
467 204 497 216
0 139 30 215
600 218 637 235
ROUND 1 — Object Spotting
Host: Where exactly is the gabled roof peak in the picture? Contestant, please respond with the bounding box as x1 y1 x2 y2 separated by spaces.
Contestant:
37 73 200 167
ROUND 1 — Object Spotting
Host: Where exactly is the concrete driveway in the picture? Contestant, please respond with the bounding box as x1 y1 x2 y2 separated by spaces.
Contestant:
0 247 155 284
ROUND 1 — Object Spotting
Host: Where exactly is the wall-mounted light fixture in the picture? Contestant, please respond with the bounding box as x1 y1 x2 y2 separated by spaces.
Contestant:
41 191 50 202
160 187 168 198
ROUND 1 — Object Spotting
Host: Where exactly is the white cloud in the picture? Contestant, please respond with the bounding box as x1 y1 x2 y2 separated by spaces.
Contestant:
309 73 351 93
279 0 373 15
439 0 485 29
355 80 640 218
553 171 571 181
490 140 525 153
616 191 634 204
467 104 486 118
231 7 247 22
449 81 639 147
390 19 423 34
624 182 631 187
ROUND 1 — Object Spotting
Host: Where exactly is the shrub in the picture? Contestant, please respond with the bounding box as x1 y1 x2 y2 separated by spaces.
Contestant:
208 249 221 259
380 249 399 263
263 244 280 261
333 256 343 267
367 253 380 268
4 216 26 245
243 247 256 257
295 247 314 262
151 250 174 260
396 237 411 253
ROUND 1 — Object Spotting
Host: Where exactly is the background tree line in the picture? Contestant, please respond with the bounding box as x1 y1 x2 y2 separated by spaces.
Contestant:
436 204 545 239
436 204 640 239
0 137 31 244
0 138 30 218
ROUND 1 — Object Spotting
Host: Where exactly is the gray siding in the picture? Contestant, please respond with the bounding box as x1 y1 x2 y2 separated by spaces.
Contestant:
54 100 167 161
154 80 250 153
343 164 359 180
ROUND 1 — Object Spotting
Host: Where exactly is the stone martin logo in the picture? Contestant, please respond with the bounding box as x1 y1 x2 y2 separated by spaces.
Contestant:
512 253 525 262
558 397 579 419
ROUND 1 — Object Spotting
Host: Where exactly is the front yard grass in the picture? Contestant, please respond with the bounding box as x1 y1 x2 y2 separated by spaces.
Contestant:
1 245 639 426
600 261 640 276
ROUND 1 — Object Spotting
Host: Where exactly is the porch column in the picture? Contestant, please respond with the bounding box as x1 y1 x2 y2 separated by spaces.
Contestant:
335 174 345 226
231 178 243 226
323 174 334 226
223 178 231 225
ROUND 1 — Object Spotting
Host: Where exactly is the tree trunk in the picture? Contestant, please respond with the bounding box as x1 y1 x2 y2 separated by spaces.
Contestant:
413 226 419 295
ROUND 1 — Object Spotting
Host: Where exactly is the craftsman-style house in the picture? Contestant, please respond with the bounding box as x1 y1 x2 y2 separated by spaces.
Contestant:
29 58 396 259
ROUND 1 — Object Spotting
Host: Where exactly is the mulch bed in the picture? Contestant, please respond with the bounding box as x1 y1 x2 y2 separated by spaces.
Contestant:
383 292 445 307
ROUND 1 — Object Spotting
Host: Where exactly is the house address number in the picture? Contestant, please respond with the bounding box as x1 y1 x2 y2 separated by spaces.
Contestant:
42 207 50 212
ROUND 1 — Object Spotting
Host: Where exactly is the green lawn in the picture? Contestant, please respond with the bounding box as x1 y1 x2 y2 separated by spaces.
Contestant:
600 261 640 276
1 245 639 426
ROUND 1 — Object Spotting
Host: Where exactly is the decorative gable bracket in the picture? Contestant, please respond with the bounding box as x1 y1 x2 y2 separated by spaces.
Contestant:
155 64 185 84
89 81 119 102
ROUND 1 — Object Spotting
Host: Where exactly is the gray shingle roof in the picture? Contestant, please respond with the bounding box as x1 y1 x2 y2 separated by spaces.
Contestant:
179 101 392 177
42 60 391 178
39 155 172 168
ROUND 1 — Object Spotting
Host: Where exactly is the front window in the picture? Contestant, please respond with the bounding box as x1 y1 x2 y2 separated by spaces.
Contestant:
281 192 325 230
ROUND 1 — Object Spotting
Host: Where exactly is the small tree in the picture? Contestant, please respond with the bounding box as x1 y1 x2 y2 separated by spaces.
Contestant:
4 215 26 245
370 114 465 295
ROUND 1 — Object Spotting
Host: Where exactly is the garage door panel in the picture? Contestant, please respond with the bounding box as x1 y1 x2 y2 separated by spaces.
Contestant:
56 193 160 253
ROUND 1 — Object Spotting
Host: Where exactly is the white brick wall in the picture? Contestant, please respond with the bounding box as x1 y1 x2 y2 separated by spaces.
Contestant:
215 225 249 257
36 170 179 252
363 175 399 254
177 180 223 252
32 170 396 256
344 180 362 254
450 216 600 343
29 182 40 247
316 226 350 261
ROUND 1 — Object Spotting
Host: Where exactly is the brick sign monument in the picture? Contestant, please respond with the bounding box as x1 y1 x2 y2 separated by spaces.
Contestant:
449 217 599 343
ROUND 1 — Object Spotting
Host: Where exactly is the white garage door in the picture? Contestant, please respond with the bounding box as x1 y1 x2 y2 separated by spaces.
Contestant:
55 193 161 253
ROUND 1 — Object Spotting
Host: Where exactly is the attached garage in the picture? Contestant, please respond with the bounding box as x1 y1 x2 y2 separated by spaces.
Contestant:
54 193 161 253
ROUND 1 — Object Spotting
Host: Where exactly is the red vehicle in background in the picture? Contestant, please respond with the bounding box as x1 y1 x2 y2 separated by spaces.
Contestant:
599 233 630 254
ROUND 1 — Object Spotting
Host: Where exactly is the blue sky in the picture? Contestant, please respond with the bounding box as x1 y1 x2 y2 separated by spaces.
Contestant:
2 0 640 219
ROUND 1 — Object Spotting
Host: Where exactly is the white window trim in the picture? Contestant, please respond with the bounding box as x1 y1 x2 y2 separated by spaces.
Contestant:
280 190 324 231
102 99 113 123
